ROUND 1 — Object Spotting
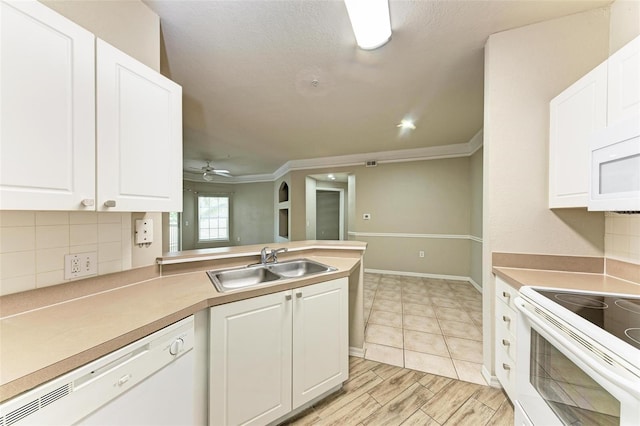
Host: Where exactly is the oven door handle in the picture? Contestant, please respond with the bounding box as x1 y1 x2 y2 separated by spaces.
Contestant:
515 297 640 399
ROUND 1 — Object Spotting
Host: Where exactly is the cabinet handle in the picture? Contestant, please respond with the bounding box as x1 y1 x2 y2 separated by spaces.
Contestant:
103 200 116 208
502 363 511 371
285 294 292 301
502 315 511 323
296 291 302 298
502 339 510 347
81 199 95 207
502 291 510 299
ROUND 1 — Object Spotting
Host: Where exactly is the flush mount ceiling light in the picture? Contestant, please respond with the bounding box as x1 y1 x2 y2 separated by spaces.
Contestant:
397 119 416 130
344 0 391 50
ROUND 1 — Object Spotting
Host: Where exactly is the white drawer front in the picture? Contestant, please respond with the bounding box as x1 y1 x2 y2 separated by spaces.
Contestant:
495 298 517 335
495 277 518 311
495 319 517 363
495 342 517 401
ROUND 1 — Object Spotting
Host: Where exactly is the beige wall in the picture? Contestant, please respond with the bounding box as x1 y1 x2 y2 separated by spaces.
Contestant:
483 7 610 377
609 0 640 53
470 148 483 286
181 181 274 250
290 157 476 279
0 2 163 296
42 0 160 71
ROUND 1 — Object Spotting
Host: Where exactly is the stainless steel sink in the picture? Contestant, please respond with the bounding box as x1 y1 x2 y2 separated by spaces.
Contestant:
267 259 336 278
207 265 281 292
207 259 336 292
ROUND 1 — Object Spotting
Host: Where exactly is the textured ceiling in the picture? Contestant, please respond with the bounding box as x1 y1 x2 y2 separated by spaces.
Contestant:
144 0 612 177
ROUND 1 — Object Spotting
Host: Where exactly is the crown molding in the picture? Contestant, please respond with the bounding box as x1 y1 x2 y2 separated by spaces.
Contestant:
184 128 483 184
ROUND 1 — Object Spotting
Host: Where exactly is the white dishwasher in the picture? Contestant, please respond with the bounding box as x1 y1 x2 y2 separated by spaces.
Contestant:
0 316 195 426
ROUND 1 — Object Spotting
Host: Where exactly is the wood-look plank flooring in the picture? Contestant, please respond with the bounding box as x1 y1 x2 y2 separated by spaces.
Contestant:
281 357 514 426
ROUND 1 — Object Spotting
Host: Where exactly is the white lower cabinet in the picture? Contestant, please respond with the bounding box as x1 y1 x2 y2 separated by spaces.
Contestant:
209 278 348 426
494 277 518 401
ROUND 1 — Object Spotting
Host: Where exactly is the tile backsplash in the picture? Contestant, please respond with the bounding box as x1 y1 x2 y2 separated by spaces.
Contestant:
0 211 133 296
605 212 640 265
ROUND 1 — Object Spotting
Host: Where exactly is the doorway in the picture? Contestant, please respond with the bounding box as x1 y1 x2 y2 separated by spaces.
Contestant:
305 173 353 241
316 189 343 240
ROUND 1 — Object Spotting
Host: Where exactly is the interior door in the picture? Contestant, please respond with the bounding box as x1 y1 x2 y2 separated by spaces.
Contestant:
316 190 341 240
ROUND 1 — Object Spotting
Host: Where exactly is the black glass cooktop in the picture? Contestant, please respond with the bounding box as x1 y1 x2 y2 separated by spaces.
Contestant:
537 289 640 350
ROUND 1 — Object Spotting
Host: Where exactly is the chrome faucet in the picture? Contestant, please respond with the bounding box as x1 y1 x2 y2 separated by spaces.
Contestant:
260 246 288 264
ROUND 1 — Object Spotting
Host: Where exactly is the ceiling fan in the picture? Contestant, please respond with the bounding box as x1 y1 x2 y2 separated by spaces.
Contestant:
188 161 232 181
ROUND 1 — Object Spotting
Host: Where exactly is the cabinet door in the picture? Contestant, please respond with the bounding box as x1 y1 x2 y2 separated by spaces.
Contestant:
0 1 95 210
210 291 292 426
96 39 182 212
548 62 607 208
292 278 348 409
608 35 640 125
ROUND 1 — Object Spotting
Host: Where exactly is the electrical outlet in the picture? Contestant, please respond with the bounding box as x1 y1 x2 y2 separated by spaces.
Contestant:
65 252 97 280
419 251 425 258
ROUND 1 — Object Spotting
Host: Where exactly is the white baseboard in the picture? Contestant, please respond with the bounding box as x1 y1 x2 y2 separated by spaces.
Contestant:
365 268 469 282
482 365 501 388
468 277 482 293
365 268 482 292
349 346 365 358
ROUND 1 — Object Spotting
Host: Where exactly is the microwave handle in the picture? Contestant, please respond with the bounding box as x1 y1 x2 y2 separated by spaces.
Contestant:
515 297 640 398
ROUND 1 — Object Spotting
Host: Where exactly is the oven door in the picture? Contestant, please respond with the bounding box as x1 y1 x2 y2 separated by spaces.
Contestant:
515 297 640 426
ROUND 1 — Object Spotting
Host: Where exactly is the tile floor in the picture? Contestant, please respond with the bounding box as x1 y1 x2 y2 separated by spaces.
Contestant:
363 273 485 385
282 357 513 426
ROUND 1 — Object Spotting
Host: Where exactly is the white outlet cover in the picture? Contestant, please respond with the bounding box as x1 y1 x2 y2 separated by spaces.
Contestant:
65 252 97 280
135 219 154 244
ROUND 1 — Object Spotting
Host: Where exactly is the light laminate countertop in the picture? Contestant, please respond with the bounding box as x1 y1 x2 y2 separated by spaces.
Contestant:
493 266 640 295
0 241 366 402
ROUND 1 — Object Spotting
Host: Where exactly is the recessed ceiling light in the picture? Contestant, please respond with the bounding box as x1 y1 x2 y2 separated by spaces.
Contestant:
397 120 416 130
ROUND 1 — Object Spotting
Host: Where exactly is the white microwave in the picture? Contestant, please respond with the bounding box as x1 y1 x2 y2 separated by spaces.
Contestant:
589 115 640 211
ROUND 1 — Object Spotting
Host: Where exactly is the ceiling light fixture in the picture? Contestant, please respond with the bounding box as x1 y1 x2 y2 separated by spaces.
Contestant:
397 119 416 130
344 0 391 50
328 174 336 180
203 172 215 182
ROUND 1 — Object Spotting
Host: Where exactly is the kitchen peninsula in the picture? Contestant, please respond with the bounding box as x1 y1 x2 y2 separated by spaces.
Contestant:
0 241 367 403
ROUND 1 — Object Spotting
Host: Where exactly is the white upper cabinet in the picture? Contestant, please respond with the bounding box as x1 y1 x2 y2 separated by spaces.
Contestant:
549 35 640 209
0 1 183 212
607 36 640 125
549 62 607 208
0 0 95 210
96 40 182 212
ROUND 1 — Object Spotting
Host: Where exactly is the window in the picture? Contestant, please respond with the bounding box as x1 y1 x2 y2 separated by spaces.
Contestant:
168 212 180 252
198 195 229 242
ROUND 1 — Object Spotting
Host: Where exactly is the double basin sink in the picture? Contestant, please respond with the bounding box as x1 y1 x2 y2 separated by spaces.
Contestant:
207 258 337 293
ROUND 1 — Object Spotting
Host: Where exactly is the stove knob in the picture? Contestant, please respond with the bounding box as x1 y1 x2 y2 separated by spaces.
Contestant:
169 338 184 355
